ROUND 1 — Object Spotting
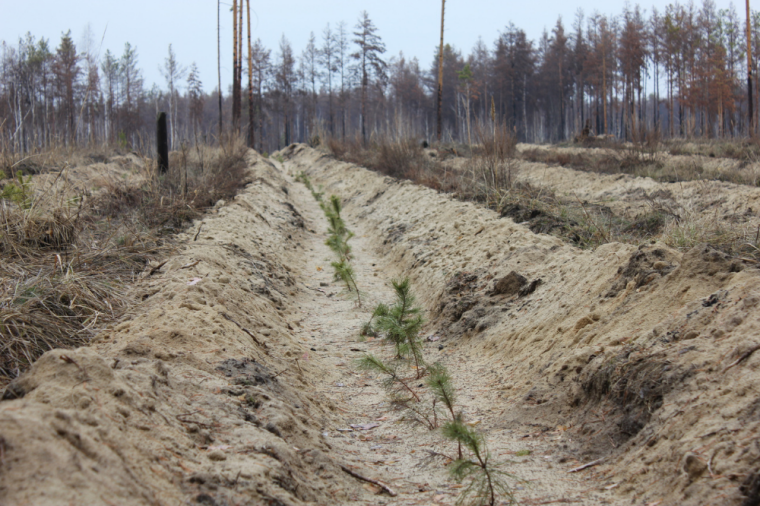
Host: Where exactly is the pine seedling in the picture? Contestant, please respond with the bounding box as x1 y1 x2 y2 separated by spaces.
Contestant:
325 214 353 260
427 362 463 458
361 303 389 337
331 259 362 306
375 278 425 375
443 420 517 506
357 354 421 402
296 172 323 201
328 194 342 217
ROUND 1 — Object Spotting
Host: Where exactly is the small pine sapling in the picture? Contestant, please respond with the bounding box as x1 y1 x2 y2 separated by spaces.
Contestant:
375 278 425 376
357 354 436 428
331 259 361 306
357 354 421 402
361 303 389 337
320 194 359 303
427 362 463 459
295 171 323 201
325 215 353 260
442 420 517 506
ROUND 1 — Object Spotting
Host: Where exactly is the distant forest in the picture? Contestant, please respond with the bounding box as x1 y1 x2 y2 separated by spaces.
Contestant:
1 0 758 154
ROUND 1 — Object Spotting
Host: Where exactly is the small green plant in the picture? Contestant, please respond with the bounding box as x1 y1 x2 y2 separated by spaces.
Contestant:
357 354 421 402
355 278 518 506
319 194 360 303
295 171 324 201
331 259 361 305
1 171 33 209
361 303 388 337
427 362 463 459
443 419 518 506
373 278 425 374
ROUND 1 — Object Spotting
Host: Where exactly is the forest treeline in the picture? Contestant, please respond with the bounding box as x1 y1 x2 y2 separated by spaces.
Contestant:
2 0 759 155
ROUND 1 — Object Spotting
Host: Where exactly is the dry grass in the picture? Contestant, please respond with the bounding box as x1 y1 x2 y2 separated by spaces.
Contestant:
521 136 760 187
325 134 760 258
0 138 251 384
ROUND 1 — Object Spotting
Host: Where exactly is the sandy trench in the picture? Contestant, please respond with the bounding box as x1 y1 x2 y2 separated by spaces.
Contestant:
281 144 760 506
2 145 760 505
282 160 614 505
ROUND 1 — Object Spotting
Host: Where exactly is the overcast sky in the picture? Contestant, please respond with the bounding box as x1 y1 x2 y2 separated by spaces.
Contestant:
2 0 743 94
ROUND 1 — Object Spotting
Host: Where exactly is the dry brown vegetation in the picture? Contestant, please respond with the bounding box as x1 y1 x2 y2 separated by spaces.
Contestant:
521 138 760 186
0 139 251 384
326 136 760 260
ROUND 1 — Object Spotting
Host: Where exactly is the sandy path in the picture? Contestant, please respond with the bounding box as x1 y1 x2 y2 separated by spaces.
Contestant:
278 162 621 505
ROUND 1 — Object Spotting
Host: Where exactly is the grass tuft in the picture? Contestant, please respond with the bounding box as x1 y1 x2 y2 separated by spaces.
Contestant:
0 139 251 385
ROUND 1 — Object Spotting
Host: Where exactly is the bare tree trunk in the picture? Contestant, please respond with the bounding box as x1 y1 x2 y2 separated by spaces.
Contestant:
246 0 254 148
436 0 445 142
232 0 239 134
238 1 244 133
602 46 607 135
218 0 223 137
748 0 754 137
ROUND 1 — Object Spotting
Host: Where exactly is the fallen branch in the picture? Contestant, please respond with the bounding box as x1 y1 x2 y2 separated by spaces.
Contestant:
723 344 760 373
339 464 397 497
149 259 169 276
222 313 268 349
567 458 604 473
271 367 289 379
60 354 88 379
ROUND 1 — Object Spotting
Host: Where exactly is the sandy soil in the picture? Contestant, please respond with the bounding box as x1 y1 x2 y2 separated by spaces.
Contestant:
284 164 614 505
2 144 760 505
0 152 365 505
282 143 760 506
513 146 760 231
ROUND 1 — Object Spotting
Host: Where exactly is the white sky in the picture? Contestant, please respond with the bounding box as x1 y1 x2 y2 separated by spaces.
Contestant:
1 0 743 94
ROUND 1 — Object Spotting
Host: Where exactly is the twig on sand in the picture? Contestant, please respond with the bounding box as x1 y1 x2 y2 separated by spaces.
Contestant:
567 458 604 473
193 223 203 241
60 354 88 378
222 313 268 350
723 344 760 373
180 260 201 269
271 367 289 379
339 464 397 497
149 259 169 276
524 498 582 505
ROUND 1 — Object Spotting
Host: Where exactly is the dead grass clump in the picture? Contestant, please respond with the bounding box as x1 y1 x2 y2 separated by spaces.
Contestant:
459 126 519 206
94 139 250 233
660 207 760 259
0 176 157 382
326 136 456 191
0 139 252 385
1 208 78 251
374 139 425 179
520 147 660 177
667 138 760 162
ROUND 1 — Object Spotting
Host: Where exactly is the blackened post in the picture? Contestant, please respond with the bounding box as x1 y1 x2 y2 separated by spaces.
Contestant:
157 112 169 173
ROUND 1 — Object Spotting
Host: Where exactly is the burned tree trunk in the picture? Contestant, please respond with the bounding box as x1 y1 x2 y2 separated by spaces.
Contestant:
157 112 169 174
